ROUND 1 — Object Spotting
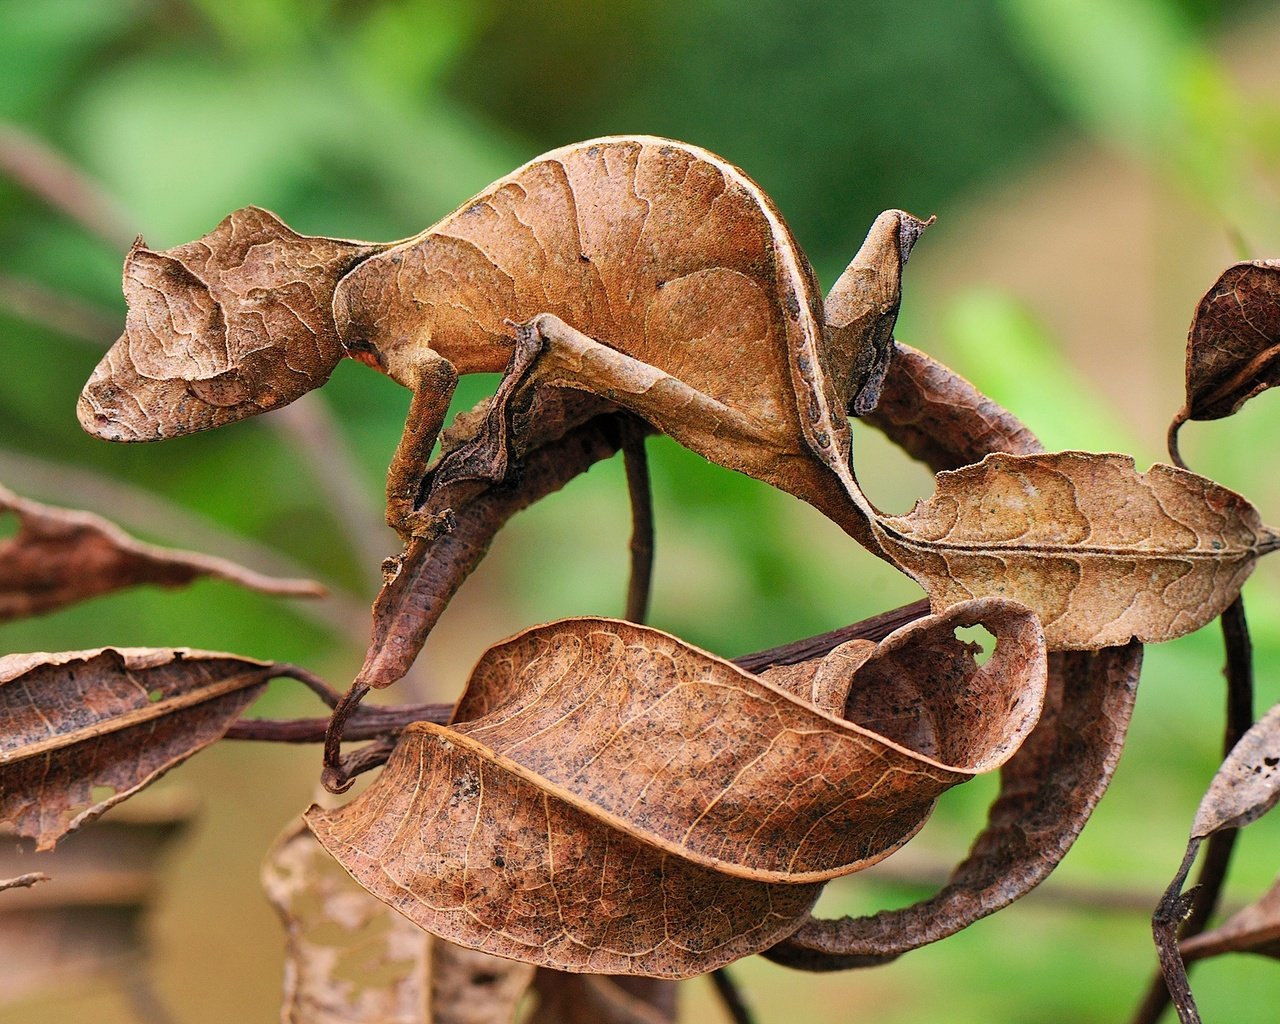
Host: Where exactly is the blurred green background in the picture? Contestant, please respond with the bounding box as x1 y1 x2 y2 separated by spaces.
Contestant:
3 0 1280 1020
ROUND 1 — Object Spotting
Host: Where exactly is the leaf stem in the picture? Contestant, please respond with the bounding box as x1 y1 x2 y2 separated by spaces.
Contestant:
1131 596 1253 1024
709 967 756 1024
621 422 654 624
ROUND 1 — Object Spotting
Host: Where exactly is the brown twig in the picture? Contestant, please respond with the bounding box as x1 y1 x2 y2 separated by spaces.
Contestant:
0 121 136 250
732 597 932 672
621 423 654 624
225 702 449 743
0 273 120 344
709 967 756 1024
1131 596 1254 1024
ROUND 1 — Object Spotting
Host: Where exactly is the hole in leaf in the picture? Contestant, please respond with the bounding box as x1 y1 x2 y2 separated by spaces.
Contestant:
954 624 996 666
0 511 19 542
147 688 164 703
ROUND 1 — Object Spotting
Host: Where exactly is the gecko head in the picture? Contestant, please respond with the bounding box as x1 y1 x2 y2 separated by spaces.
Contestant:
78 206 382 441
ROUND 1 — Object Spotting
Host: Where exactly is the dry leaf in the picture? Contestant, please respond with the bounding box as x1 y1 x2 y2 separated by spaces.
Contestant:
770 351 1145 968
1180 875 1280 962
1147 702 1280 1023
429 939 535 1024
0 648 275 849
863 341 1043 471
265 822 533 1024
359 401 637 689
527 971 675 1024
308 604 1044 977
873 452 1279 650
768 642 1141 967
1177 260 1280 424
263 822 432 1024
1190 699 1280 839
0 482 323 622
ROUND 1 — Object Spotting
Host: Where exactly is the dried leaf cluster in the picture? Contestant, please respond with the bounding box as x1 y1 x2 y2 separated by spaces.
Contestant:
4 137 1279 1022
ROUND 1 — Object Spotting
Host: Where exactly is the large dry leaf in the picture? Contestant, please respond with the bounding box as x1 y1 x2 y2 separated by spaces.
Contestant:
767 642 1140 968
0 482 322 622
768 347 1145 968
307 603 1044 977
0 647 275 849
1180 874 1280 962
1177 260 1280 424
873 451 1279 650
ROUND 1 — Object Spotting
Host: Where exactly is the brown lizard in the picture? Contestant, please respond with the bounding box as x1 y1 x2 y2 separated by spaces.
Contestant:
78 136 928 545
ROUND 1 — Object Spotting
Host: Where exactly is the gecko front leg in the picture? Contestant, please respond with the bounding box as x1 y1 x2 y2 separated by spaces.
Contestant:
384 348 459 542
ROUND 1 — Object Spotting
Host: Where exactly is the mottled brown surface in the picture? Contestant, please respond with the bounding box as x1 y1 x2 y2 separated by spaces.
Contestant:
875 451 1279 649
0 482 322 622
308 605 1043 977
0 648 273 849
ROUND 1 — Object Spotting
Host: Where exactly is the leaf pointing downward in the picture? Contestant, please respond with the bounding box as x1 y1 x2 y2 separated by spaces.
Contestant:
873 451 1280 650
1179 260 1280 424
307 601 1044 977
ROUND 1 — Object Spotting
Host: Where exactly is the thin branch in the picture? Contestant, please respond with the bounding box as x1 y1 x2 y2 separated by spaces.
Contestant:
0 121 136 250
1131 596 1254 1024
0 273 120 344
621 423 654 624
272 397 395 589
225 701 450 743
709 967 755 1024
733 598 932 673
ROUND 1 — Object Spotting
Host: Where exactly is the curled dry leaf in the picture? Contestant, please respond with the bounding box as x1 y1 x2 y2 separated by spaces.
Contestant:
874 452 1279 650
769 346 1145 968
307 602 1045 977
263 822 535 1024
0 648 275 849
0 482 323 622
1175 260 1280 426
1179 874 1280 962
863 341 1044 471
